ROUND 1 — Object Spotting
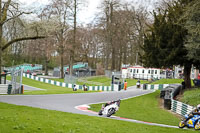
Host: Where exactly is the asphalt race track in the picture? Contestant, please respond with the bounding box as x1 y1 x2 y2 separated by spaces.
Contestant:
0 85 152 115
0 85 178 128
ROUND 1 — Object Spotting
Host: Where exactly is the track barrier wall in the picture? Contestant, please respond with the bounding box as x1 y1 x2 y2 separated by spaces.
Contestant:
171 99 195 116
142 83 195 116
23 74 114 91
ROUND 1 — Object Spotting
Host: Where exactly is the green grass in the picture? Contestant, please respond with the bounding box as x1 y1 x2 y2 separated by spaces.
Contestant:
86 76 111 86
150 79 194 86
0 102 192 133
52 76 149 87
52 76 112 86
125 79 149 87
150 79 184 84
52 77 195 88
84 77 149 87
51 77 108 86
7 76 96 95
50 78 64 82
180 88 200 106
90 91 180 126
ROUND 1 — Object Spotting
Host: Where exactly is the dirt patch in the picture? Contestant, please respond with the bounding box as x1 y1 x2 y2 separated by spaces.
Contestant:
158 96 182 119
175 94 183 101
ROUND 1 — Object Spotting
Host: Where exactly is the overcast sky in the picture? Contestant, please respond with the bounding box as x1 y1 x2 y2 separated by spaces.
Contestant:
18 0 160 24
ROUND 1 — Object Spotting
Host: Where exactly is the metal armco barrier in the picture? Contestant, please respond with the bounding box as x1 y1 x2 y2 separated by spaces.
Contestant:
143 83 194 116
23 74 115 91
171 99 194 116
142 84 170 90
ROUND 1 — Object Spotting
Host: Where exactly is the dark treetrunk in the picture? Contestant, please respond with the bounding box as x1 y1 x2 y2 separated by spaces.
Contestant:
60 52 64 79
69 55 74 76
69 0 77 76
111 45 115 70
0 25 2 83
184 64 191 89
44 55 49 75
118 45 122 71
44 60 48 76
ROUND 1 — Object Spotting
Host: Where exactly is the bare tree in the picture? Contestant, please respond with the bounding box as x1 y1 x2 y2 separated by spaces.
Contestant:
98 0 121 70
41 0 71 78
0 0 45 83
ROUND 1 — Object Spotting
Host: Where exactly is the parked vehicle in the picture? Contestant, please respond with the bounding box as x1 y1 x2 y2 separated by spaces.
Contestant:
98 100 121 117
179 114 200 130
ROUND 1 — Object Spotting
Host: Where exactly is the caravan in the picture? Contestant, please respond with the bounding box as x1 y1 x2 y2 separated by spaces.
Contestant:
122 65 163 80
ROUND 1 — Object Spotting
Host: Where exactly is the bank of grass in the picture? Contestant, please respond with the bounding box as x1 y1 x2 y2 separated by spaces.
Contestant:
52 76 111 86
52 76 149 87
151 79 195 86
49 78 97 86
90 91 180 126
53 77 194 87
7 76 94 95
0 102 192 133
180 87 200 106
150 79 184 84
125 79 149 87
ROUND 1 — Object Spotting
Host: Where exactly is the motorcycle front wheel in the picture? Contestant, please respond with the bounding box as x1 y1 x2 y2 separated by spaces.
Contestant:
178 121 185 128
195 122 200 130
107 108 115 117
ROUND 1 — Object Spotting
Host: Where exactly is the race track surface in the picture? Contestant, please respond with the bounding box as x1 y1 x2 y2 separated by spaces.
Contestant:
0 86 179 128
0 86 152 116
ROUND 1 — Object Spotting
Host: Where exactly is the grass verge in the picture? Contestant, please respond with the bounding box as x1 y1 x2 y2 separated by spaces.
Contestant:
151 79 194 86
180 87 200 106
52 76 149 87
150 79 184 84
7 76 95 95
0 102 192 133
90 91 180 126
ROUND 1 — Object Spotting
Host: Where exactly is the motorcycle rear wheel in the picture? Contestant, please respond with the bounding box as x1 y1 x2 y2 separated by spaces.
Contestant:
107 108 115 117
195 122 200 130
178 121 185 128
98 110 103 116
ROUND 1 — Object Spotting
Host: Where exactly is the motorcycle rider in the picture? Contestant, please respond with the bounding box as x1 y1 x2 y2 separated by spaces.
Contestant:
183 104 200 124
104 99 120 107
136 80 140 88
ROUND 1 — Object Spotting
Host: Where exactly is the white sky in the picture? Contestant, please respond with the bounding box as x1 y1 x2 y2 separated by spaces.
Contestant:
18 0 159 24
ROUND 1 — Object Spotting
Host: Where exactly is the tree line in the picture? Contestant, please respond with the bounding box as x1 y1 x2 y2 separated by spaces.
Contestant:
1 0 149 78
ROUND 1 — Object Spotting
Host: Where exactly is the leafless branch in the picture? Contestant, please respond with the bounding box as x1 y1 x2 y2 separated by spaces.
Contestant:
2 36 46 51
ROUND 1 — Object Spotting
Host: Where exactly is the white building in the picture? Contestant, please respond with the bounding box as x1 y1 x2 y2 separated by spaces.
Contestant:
122 65 164 80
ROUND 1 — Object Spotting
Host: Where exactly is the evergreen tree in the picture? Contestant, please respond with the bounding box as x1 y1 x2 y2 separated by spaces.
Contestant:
183 0 200 65
142 0 197 89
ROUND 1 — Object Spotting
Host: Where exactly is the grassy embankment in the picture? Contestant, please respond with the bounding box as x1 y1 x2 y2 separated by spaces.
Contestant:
0 101 192 133
90 91 181 126
180 88 200 106
52 76 149 87
152 78 199 106
6 76 95 95
0 77 195 132
150 79 184 84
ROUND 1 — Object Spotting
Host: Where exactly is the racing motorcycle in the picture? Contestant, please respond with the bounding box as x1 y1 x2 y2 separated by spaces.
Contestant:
98 100 121 117
179 114 200 130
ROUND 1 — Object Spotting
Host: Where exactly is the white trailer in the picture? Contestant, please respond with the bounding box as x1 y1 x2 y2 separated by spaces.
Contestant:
122 65 162 80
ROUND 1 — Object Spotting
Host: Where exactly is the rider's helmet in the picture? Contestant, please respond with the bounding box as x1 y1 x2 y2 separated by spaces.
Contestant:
197 104 200 110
